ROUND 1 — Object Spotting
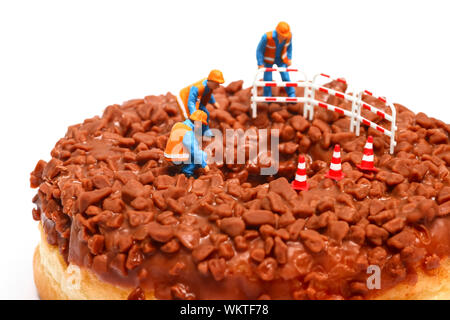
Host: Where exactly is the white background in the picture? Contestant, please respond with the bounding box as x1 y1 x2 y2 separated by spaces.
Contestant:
0 0 449 299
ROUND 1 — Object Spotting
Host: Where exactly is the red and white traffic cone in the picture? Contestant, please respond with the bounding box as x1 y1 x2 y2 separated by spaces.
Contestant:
357 136 378 172
292 155 309 191
326 144 345 181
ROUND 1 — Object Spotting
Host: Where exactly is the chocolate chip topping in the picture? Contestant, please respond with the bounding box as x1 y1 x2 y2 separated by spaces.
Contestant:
31 80 450 300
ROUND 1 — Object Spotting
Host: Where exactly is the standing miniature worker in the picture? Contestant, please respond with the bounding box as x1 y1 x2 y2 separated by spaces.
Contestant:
178 69 225 137
164 110 210 177
256 21 295 98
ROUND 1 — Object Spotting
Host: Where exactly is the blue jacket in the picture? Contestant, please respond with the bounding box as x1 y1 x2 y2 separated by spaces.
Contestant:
256 30 293 66
182 119 207 167
187 79 216 115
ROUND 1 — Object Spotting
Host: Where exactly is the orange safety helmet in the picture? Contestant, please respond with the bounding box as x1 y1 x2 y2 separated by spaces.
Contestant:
207 69 225 84
189 110 208 125
276 21 291 39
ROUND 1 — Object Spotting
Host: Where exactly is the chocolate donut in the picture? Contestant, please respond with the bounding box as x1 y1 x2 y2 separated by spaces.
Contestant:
30 79 450 299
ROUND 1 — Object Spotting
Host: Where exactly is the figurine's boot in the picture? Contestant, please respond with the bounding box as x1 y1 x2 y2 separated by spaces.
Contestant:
181 163 196 177
202 124 214 137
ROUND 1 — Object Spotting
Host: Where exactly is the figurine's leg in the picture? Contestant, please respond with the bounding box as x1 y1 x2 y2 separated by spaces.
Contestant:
263 65 273 97
199 106 213 137
199 105 210 122
280 70 296 97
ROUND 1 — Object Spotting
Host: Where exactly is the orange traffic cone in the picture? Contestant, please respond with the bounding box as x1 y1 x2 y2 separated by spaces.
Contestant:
292 155 309 191
326 144 345 181
357 136 378 172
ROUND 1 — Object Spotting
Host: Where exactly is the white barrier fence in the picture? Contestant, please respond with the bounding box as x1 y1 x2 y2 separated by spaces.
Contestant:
251 66 397 154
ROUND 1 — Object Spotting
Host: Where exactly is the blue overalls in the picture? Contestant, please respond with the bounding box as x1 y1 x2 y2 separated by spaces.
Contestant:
180 119 208 177
256 30 295 97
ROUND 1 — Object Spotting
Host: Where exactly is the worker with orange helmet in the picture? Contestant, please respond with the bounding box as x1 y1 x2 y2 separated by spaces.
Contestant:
164 110 210 177
178 69 225 137
256 22 295 98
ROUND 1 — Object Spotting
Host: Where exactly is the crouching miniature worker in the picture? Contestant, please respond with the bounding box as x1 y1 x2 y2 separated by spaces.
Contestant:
256 21 295 98
164 110 210 177
178 69 225 137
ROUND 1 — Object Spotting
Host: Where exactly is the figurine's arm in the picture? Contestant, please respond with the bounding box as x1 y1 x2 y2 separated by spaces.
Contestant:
183 131 207 168
187 86 199 115
209 93 216 105
286 38 293 65
256 34 267 67
210 93 221 109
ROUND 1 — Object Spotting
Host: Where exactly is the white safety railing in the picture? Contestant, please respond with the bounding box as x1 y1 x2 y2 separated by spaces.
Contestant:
251 66 397 154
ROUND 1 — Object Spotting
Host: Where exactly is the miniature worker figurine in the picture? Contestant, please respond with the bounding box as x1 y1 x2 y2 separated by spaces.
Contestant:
179 69 225 137
256 21 295 98
164 110 210 177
